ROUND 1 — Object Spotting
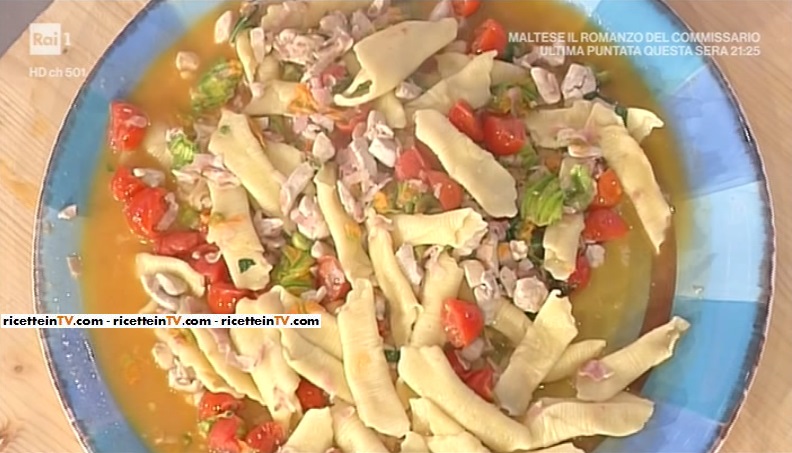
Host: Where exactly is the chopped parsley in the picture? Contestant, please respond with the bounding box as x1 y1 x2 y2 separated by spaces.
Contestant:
238 258 256 273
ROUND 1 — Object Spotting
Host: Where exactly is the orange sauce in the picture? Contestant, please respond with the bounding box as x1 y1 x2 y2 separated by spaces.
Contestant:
80 2 689 452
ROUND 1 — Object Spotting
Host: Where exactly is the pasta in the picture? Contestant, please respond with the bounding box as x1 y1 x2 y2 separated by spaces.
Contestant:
231 292 302 426
576 316 690 401
406 51 496 117
434 52 529 86
389 208 488 250
410 251 464 347
315 164 374 282
334 19 458 106
337 279 410 437
489 297 532 345
259 0 361 32
278 289 344 360
514 443 584 453
398 346 534 452
409 398 465 436
542 213 585 281
425 433 492 453
494 291 578 415
401 432 431 453
626 107 665 143
205 180 272 291
134 253 205 296
280 408 335 453
543 339 607 383
374 90 408 129
414 109 518 218
522 393 654 449
244 80 301 116
208 109 286 220
367 217 422 346
281 327 354 403
264 140 305 178
331 403 390 453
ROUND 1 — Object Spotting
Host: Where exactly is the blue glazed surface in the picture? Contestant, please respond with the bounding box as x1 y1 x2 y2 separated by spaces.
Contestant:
34 1 773 452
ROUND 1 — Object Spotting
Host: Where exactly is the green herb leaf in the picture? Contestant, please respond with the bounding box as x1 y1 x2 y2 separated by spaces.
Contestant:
615 104 629 125
238 258 256 273
490 80 538 114
176 206 200 229
280 62 305 82
167 129 198 169
518 143 539 168
229 3 260 44
520 173 565 227
219 124 231 134
384 349 400 363
332 75 354 95
561 163 595 211
191 59 243 113
348 80 372 98
197 420 213 437
291 231 313 251
272 245 316 293
502 42 522 62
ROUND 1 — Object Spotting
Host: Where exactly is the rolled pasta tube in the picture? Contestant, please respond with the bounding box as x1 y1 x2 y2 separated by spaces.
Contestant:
209 109 286 221
374 90 407 129
409 398 464 436
494 291 578 416
334 19 458 106
434 52 529 86
425 433 491 453
367 219 422 347
599 124 672 253
276 287 343 360
626 108 664 143
406 52 495 116
414 110 518 218
231 292 301 425
280 408 334 453
513 443 584 453
337 279 410 437
153 328 241 397
135 253 205 296
576 316 690 402
490 297 531 345
398 346 535 452
389 208 487 250
264 140 304 177
522 393 654 449
243 81 300 116
281 328 354 404
315 164 373 282
410 251 464 347
524 101 595 149
259 0 361 33
543 340 607 383
402 432 431 453
542 213 585 281
331 403 390 453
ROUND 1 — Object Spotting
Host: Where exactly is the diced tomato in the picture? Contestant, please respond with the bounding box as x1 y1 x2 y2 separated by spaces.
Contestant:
464 365 495 402
244 422 285 453
423 170 464 211
316 256 351 302
122 187 169 239
108 101 149 152
206 415 245 453
320 63 348 86
377 319 390 338
335 105 370 135
189 244 231 284
591 169 624 208
198 392 244 421
470 19 508 56
110 166 146 202
415 140 443 170
448 100 484 142
395 147 430 181
482 114 526 156
583 209 629 242
295 379 328 411
441 298 484 348
207 282 254 315
153 231 204 257
444 347 472 380
452 0 481 17
568 254 592 291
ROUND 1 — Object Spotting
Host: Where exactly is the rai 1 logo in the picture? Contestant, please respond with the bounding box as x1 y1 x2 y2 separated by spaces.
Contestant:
29 23 71 56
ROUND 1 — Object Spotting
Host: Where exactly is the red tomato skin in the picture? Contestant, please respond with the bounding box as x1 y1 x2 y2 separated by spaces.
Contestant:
464 366 495 402
295 379 328 411
110 166 146 202
591 169 624 208
153 231 204 257
482 114 527 156
189 244 231 284
583 209 629 242
245 422 285 453
568 254 592 291
317 256 351 301
207 283 254 315
444 347 473 380
423 170 464 211
122 187 169 239
448 100 484 143
452 0 481 17
109 101 149 152
441 298 485 348
198 392 244 421
395 148 430 181
206 415 245 453
470 19 508 56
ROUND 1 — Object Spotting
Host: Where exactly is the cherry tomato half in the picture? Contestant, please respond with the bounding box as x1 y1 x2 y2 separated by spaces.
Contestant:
470 19 508 56
441 298 484 348
482 114 527 156
108 101 149 152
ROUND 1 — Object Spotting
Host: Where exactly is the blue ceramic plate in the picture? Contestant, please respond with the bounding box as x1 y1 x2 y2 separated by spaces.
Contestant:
34 1 774 452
